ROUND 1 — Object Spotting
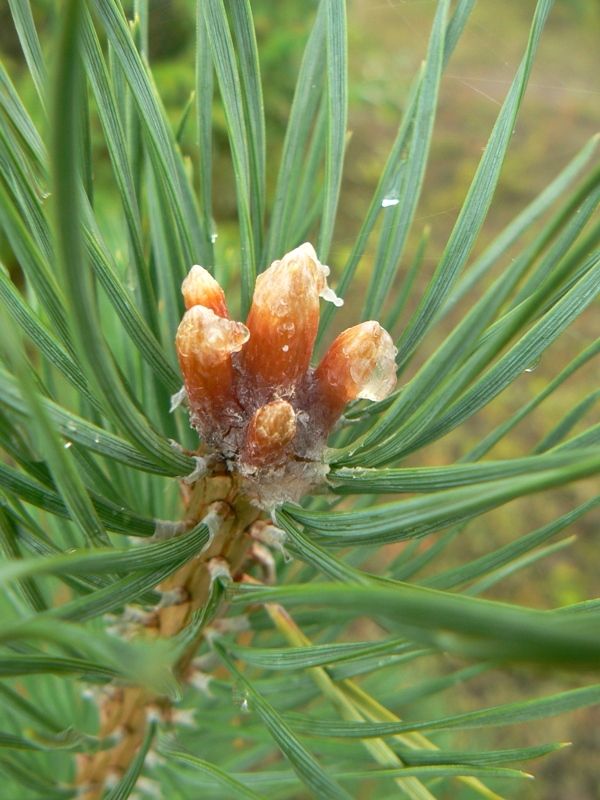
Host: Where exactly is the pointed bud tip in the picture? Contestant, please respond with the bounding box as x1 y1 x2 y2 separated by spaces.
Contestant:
253 243 342 312
181 265 228 317
280 242 343 307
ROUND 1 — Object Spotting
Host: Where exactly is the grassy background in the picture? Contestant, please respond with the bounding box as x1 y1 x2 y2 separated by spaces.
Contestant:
343 4 600 797
1 1 598 796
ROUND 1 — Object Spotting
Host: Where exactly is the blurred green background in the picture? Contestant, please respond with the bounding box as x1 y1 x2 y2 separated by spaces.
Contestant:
347 5 600 797
1 1 599 797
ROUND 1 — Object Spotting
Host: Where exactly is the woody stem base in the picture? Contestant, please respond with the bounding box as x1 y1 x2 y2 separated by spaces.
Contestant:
75 473 261 798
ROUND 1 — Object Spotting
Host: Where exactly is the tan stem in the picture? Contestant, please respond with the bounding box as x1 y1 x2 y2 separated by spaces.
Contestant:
76 473 261 798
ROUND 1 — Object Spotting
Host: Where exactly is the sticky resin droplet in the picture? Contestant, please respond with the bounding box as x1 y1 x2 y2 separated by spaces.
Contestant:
241 243 334 392
242 400 297 467
315 321 397 427
181 265 229 317
232 682 251 713
524 356 541 374
176 306 249 431
320 286 344 307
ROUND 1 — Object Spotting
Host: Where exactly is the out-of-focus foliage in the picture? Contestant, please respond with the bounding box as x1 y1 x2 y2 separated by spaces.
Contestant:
0 1 598 798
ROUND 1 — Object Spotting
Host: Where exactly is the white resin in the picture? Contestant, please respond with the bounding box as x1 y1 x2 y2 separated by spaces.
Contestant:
182 455 209 485
169 386 187 412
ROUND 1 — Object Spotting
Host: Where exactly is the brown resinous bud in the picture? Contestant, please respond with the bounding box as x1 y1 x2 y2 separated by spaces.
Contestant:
314 321 397 429
174 244 396 504
242 400 297 468
241 242 341 395
175 305 249 435
181 265 229 318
